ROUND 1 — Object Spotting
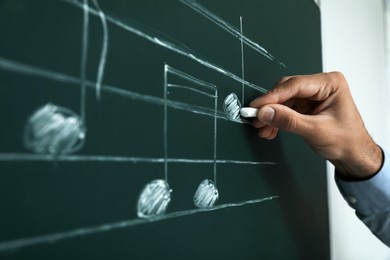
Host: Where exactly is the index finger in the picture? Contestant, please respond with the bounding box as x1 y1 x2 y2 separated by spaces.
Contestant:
249 73 336 108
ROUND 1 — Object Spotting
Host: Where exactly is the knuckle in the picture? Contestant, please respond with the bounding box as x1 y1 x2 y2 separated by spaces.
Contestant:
280 76 291 83
328 71 347 86
328 71 344 80
275 76 290 86
284 76 304 92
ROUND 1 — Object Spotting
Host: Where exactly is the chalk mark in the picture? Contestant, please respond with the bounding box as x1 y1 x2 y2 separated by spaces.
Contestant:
91 0 109 100
240 16 245 105
137 179 172 218
193 179 219 208
164 65 220 209
80 0 89 123
0 58 229 120
164 65 218 185
167 84 216 98
223 92 245 123
0 153 277 165
23 104 86 155
0 196 279 252
64 0 268 94
179 0 286 68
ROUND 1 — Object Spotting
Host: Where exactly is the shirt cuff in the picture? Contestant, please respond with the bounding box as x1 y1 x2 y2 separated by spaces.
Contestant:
335 149 390 216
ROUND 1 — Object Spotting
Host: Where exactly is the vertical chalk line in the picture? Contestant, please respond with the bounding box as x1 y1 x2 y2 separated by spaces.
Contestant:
178 0 286 68
90 0 108 100
80 0 89 123
163 65 169 182
240 16 245 105
213 89 218 186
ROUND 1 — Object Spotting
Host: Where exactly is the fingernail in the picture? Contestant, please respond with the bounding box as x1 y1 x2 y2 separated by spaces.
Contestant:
259 107 275 123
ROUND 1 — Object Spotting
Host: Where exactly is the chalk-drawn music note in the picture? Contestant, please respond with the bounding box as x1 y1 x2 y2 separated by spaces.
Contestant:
23 103 86 154
223 17 250 124
137 64 219 218
23 0 108 155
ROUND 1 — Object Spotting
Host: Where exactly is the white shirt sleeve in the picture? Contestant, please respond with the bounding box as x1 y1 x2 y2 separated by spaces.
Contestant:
335 149 390 247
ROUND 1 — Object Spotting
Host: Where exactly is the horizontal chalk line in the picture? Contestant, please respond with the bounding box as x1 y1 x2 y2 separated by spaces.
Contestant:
0 153 277 165
0 196 279 252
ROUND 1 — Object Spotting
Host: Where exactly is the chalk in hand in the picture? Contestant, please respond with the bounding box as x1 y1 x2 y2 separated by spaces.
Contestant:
240 107 259 118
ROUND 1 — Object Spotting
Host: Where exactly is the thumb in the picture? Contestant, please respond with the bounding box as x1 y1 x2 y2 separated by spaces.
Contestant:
257 104 313 138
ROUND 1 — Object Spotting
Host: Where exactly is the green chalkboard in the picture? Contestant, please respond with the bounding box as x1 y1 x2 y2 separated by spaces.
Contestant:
0 0 328 259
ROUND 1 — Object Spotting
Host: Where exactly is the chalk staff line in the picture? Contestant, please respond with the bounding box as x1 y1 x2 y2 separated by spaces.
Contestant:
0 57 227 120
0 153 277 165
0 196 279 252
64 0 269 93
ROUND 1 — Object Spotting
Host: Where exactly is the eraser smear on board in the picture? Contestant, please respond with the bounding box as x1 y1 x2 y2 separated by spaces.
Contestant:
240 107 258 118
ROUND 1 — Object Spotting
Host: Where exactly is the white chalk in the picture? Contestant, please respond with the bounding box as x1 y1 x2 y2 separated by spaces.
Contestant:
240 107 258 118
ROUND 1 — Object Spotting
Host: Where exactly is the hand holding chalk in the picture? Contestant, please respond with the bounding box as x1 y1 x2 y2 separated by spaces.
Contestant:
248 72 383 180
240 107 258 118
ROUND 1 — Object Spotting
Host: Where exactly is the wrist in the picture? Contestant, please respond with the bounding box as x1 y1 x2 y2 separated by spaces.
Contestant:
331 142 383 181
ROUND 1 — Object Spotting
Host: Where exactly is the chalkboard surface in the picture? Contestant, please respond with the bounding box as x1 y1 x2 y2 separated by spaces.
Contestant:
0 0 328 259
